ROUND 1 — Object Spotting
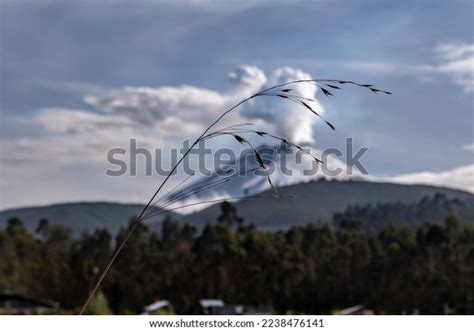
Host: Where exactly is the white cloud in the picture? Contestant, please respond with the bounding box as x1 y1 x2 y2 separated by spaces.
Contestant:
84 86 227 126
240 66 322 144
435 43 474 61
338 42 474 92
228 65 267 90
36 108 134 135
435 43 474 92
82 65 322 144
386 164 474 193
79 66 269 134
3 65 324 170
0 65 324 208
462 143 474 153
2 66 267 166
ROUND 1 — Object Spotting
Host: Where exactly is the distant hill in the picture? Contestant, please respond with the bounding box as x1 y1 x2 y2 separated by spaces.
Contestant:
0 202 178 237
1 181 472 235
334 192 474 231
181 179 474 230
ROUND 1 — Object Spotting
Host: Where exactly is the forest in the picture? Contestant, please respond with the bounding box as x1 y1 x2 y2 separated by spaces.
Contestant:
1 200 473 314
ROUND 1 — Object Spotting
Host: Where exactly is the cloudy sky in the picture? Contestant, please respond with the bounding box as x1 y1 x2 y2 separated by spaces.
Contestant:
0 0 473 210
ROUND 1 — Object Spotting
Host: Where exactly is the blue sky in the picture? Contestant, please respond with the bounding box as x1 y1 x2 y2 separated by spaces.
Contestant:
0 0 473 209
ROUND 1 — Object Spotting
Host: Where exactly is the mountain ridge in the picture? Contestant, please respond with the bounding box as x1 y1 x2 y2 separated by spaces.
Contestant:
2 180 472 236
0 202 177 237
180 179 474 230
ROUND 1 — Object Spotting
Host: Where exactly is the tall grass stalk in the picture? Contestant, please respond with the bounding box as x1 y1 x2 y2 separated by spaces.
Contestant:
79 79 390 314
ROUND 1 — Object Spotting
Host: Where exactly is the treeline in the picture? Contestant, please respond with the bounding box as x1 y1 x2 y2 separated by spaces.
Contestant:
0 202 473 314
334 193 474 232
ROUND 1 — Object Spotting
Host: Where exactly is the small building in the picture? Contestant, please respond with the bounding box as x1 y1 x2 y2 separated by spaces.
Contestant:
142 299 172 314
0 291 59 314
199 299 244 315
334 304 374 315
